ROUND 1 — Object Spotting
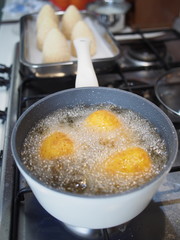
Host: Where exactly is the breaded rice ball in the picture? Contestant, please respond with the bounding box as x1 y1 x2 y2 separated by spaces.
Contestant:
42 28 71 63
61 5 82 40
36 4 59 29
37 18 59 51
71 20 96 57
85 110 121 131
40 132 74 160
104 147 152 174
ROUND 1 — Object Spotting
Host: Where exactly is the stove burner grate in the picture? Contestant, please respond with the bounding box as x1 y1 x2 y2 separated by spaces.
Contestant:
117 28 180 71
127 41 167 63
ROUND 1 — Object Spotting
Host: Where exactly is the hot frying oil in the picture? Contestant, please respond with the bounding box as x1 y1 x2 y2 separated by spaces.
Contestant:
21 104 167 195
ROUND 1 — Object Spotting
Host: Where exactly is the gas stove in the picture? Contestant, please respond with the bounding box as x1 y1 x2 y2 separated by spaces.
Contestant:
0 28 180 240
0 64 11 178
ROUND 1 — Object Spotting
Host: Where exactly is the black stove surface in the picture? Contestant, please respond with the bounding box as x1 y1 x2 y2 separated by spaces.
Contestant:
13 171 180 240
0 28 180 240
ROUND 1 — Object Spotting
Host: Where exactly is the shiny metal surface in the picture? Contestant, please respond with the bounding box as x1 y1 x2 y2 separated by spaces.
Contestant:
87 0 131 32
19 11 120 78
155 68 180 117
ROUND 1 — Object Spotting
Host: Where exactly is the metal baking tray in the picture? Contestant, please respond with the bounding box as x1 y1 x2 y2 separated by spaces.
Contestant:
19 11 120 78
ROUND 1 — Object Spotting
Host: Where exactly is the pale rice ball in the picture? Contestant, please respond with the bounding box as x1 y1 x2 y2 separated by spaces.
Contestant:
71 20 96 57
61 5 82 40
36 4 59 29
42 28 71 63
37 18 59 51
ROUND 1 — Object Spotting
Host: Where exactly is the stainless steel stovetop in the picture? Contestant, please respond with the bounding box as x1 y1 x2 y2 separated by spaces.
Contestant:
0 28 180 240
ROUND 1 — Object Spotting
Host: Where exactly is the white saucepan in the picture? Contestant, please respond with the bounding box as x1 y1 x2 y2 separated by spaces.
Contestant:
11 39 178 229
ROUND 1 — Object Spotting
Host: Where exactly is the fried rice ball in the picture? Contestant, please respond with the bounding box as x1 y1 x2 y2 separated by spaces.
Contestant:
40 131 74 160
36 4 59 29
71 20 96 57
104 147 152 174
42 28 71 63
85 110 121 131
61 5 82 40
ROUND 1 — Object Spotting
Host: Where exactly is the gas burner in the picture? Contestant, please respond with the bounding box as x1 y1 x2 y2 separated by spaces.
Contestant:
64 222 128 239
122 41 167 67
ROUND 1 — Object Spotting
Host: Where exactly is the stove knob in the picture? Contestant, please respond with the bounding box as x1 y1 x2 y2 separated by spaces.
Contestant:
0 77 10 87
0 64 11 74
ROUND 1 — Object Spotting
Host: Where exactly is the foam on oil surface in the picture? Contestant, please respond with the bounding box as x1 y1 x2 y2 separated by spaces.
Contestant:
21 104 167 195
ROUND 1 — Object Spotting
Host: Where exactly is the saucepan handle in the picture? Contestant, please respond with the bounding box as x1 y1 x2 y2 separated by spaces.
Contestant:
74 38 99 88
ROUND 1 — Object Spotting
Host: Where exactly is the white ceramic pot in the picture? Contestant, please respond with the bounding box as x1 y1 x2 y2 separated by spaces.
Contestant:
11 39 178 229
14 159 169 228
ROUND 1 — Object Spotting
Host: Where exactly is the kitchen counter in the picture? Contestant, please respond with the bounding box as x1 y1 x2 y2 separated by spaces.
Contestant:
0 0 20 64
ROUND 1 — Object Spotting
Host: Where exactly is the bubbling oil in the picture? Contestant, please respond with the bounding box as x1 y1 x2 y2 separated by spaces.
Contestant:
21 104 167 195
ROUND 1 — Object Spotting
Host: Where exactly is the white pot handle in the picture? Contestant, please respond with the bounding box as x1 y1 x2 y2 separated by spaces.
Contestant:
74 38 99 88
